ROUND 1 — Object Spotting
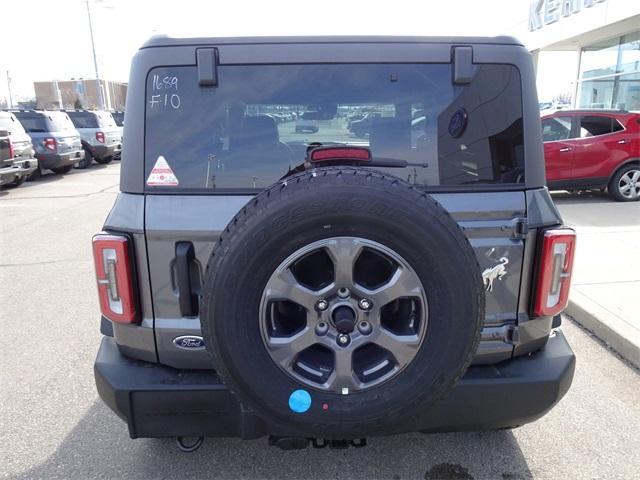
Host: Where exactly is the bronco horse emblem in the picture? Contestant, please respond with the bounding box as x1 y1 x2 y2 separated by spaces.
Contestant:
482 257 509 292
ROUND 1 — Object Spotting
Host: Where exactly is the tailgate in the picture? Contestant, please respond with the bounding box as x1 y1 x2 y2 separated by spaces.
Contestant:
144 192 527 368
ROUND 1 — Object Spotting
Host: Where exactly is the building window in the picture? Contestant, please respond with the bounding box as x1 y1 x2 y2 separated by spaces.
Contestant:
577 32 640 110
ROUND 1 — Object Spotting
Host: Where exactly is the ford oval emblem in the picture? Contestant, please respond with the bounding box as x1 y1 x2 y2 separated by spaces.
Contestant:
448 108 468 138
173 335 205 351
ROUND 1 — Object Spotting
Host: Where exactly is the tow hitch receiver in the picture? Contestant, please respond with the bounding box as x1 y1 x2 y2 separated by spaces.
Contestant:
269 436 367 450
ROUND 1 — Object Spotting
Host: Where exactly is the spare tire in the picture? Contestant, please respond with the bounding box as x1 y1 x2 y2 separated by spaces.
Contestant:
200 167 484 438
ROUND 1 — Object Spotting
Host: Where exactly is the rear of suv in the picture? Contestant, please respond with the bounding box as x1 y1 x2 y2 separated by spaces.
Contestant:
12 110 82 176
0 111 38 186
93 36 576 448
542 109 640 201
65 110 122 168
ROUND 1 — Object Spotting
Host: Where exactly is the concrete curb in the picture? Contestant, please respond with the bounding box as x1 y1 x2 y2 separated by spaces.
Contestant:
566 292 640 370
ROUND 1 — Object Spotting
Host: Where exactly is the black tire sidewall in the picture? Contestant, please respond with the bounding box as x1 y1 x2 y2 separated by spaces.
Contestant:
94 156 113 165
51 165 72 174
77 148 92 169
201 169 484 437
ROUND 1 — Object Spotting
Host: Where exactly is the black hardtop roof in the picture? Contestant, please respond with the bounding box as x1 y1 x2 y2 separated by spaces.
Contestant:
141 35 523 49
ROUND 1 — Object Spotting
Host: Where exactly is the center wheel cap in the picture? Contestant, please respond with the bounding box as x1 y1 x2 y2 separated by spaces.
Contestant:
332 305 357 334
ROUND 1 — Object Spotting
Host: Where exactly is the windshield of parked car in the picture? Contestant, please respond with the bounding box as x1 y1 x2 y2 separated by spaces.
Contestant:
145 63 524 191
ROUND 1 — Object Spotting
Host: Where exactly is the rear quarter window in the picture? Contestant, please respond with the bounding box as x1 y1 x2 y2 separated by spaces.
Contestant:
144 63 525 192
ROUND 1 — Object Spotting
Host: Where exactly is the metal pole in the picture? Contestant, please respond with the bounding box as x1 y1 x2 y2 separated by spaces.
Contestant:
86 0 104 110
55 80 64 109
6 71 13 109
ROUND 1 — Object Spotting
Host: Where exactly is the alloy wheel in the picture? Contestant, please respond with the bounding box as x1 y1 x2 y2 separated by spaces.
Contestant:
259 237 428 393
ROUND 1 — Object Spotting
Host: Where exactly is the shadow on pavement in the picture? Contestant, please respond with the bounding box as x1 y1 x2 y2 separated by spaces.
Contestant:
13 401 533 480
1 163 116 193
550 190 614 205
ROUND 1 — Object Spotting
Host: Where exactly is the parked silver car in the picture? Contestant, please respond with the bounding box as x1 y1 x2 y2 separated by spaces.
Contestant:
65 110 122 168
12 110 82 177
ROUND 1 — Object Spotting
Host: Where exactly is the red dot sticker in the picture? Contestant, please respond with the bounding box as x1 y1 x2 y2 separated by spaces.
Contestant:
322 403 329 411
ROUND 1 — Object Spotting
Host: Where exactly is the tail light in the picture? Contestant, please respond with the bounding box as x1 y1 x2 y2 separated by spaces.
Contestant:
95 131 105 143
92 233 137 324
309 146 371 163
8 140 14 159
533 228 576 317
43 137 57 151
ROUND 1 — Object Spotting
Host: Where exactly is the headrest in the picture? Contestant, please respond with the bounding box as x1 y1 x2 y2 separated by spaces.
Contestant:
369 117 410 156
240 114 279 147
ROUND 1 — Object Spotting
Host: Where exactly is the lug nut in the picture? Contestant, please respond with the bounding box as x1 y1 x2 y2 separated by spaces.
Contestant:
358 321 372 335
337 288 350 299
315 322 329 336
337 333 351 347
316 299 329 311
358 298 373 311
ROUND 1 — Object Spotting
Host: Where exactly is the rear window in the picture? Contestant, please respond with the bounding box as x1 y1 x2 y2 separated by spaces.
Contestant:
14 114 48 133
0 115 27 135
67 111 99 128
145 63 524 192
16 112 75 133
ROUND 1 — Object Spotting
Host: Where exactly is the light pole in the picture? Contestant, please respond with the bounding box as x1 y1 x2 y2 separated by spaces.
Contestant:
6 71 13 109
85 0 104 110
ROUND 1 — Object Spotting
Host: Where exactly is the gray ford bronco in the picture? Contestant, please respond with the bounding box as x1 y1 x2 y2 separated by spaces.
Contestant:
93 36 577 451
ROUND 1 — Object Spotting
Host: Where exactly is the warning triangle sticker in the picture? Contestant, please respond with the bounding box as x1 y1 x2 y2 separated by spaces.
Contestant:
146 155 179 186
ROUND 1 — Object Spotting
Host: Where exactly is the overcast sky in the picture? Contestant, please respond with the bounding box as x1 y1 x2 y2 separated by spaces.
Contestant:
0 0 577 103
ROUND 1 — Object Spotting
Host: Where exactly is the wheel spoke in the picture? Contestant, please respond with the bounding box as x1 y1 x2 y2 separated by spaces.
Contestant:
364 267 422 307
620 183 631 193
371 329 421 367
326 347 361 392
324 238 364 287
264 269 317 311
266 327 316 368
631 171 640 183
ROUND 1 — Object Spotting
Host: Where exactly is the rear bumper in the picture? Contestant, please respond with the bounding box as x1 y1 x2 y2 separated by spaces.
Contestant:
13 158 39 176
91 144 121 160
0 159 38 185
0 165 20 185
37 151 82 169
95 330 575 439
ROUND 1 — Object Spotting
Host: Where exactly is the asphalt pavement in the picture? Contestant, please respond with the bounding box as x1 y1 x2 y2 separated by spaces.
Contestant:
1 164 639 479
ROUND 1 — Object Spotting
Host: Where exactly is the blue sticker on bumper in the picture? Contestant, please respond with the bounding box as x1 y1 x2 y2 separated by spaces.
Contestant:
289 389 312 413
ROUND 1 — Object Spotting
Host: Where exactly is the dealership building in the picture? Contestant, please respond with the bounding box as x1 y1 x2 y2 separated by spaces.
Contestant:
519 0 640 110
33 78 127 111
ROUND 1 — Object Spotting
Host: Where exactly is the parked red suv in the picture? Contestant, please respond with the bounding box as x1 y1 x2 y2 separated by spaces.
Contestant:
541 110 640 201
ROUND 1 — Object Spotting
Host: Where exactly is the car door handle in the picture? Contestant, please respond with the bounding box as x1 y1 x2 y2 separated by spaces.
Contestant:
559 147 572 152
175 242 198 317
618 139 630 144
